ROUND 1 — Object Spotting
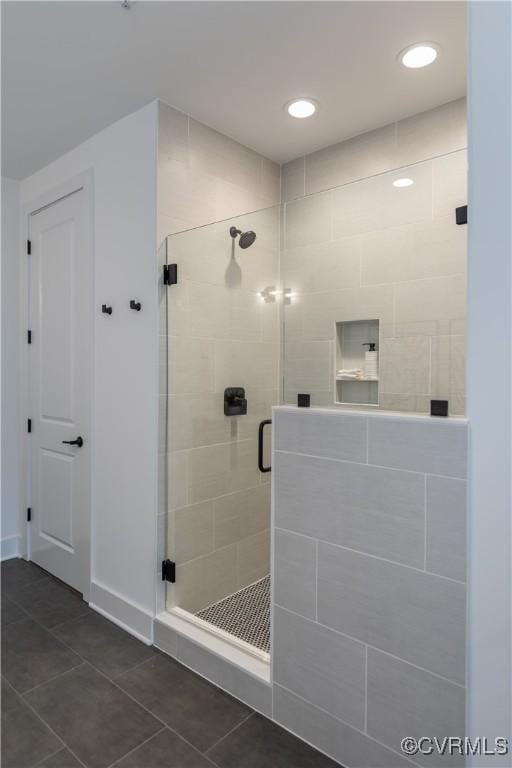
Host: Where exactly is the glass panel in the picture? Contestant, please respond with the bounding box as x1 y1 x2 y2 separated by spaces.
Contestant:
282 152 467 415
163 151 467 648
165 206 280 654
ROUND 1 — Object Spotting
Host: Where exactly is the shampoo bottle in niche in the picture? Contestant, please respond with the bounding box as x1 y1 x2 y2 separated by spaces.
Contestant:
362 342 378 380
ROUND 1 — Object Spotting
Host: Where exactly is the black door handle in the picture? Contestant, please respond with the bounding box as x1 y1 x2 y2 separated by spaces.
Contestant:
62 436 84 447
258 420 271 473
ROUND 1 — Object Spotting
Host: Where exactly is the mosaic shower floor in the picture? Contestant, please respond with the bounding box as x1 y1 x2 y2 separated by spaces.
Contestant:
195 575 270 654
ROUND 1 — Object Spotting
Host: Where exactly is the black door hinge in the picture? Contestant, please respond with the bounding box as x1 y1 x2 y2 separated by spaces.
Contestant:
27 418 32 433
27 240 32 255
455 205 468 225
27 330 32 344
27 508 32 522
161 559 176 583
163 264 178 286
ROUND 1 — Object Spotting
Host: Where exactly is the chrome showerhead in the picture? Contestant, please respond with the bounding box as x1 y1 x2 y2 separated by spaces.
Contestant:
230 226 257 249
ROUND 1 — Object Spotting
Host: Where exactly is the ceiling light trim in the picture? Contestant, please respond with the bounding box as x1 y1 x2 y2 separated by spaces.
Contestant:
285 98 319 119
399 42 439 69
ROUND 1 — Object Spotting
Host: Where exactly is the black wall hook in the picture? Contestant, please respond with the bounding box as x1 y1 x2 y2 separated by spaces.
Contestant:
102 304 113 315
130 300 142 311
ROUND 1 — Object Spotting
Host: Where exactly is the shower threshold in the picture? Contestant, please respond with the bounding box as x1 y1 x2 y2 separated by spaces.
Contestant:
195 575 270 654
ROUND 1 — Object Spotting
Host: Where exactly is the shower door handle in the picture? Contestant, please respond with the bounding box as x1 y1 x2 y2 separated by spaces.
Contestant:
258 420 272 473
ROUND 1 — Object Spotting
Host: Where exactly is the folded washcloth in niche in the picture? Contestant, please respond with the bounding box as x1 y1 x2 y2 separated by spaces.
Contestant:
337 369 362 377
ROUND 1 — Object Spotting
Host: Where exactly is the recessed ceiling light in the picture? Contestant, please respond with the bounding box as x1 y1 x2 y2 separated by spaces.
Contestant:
393 178 414 188
399 43 439 69
286 99 318 119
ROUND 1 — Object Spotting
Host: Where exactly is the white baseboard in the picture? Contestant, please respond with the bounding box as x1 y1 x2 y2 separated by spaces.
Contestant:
89 580 153 644
1 536 19 561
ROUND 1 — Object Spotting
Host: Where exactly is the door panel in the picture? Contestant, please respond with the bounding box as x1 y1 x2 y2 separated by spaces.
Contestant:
39 449 74 548
29 188 92 595
40 219 74 421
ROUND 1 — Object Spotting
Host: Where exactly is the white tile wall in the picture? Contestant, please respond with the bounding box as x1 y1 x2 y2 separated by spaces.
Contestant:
273 407 467 767
158 104 280 613
281 102 467 416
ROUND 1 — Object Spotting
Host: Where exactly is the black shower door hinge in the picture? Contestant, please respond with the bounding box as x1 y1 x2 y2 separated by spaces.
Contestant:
27 508 32 522
455 205 468 225
27 418 32 433
27 330 32 344
27 239 32 255
161 559 176 583
163 264 178 286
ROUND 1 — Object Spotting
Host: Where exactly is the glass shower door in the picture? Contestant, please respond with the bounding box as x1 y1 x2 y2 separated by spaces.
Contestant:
164 205 280 654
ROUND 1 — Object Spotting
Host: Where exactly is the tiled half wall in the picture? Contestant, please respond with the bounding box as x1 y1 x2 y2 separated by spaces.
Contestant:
272 406 467 768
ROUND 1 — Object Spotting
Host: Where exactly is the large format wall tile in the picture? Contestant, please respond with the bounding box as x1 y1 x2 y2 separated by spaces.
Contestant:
213 484 270 550
426 475 467 582
281 238 362 294
274 528 317 619
237 528 270 587
274 407 367 462
360 216 466 286
274 685 417 768
394 274 466 338
395 99 466 168
367 649 465 767
274 607 366 729
170 500 214 564
282 157 305 202
175 544 239 614
379 337 431 396
284 191 331 249
368 416 467 478
432 150 467 219
317 542 465 683
430 335 466 405
305 123 397 196
275 451 425 568
295 285 394 341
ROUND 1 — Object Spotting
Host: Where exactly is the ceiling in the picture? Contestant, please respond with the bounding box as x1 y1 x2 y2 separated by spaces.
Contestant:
2 1 466 180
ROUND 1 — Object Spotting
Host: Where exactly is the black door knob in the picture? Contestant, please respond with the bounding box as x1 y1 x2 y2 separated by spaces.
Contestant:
62 437 84 447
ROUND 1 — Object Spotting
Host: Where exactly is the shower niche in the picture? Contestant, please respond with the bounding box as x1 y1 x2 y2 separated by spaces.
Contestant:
335 319 379 406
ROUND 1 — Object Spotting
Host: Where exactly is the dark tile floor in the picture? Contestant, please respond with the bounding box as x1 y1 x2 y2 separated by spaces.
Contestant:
1 558 338 768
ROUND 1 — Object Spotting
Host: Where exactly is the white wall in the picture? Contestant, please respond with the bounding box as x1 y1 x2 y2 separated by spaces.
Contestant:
1 176 20 560
19 102 159 641
467 1 512 757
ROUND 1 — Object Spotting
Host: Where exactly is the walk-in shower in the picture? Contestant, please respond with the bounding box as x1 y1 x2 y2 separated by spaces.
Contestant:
163 149 467 660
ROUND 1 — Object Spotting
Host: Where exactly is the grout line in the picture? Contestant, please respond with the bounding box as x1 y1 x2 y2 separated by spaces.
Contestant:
21 662 87 697
364 645 368 734
6 591 220 764
31 745 67 768
275 682 422 768
274 525 466 586
44 607 93 633
2 674 89 768
204 711 254 756
315 539 319 622
5 571 246 766
273 604 465 689
107 726 167 768
109 652 162 682
275 446 467 482
423 474 428 571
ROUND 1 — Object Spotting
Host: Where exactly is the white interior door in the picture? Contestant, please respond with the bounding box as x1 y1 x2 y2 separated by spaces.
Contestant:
28 187 92 596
